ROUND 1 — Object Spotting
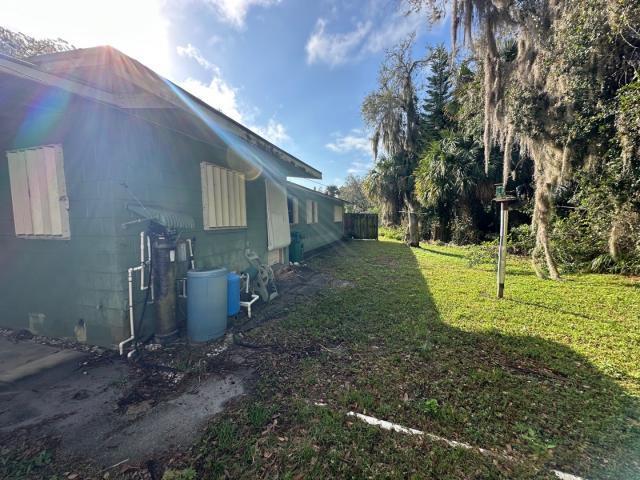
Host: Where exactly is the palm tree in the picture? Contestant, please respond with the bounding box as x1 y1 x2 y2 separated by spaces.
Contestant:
415 131 484 240
362 35 427 246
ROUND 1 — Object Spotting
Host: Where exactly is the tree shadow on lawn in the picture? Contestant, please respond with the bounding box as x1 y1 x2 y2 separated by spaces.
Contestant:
417 245 467 259
500 297 593 320
195 241 640 479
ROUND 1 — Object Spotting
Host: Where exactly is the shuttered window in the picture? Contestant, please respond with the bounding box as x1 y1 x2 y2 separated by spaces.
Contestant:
201 163 246 229
306 200 318 224
333 205 343 222
7 145 70 239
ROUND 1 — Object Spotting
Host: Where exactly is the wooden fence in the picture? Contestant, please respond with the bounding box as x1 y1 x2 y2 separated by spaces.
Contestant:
344 213 378 239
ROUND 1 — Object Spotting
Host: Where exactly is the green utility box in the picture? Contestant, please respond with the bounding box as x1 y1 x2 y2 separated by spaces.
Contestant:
289 232 304 263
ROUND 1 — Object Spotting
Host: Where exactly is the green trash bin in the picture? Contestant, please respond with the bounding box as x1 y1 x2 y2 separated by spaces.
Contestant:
289 231 304 262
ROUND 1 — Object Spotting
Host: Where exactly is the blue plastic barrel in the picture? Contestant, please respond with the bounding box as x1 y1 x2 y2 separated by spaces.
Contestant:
227 272 241 316
186 268 227 342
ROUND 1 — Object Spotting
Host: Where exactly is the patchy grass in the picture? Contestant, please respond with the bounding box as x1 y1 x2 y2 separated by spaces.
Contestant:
0 448 53 479
191 240 639 479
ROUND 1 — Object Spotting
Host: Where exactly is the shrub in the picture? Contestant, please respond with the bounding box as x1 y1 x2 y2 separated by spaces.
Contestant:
508 223 535 256
465 241 497 268
451 213 479 245
379 225 404 241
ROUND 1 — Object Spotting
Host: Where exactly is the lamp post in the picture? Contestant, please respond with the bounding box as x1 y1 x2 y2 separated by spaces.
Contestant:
494 185 517 298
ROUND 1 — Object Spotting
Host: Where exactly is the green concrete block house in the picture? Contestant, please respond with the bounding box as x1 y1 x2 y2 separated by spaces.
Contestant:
0 47 346 348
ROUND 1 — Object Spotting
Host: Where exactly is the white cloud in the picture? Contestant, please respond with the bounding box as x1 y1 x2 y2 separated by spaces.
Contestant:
253 118 290 145
181 76 244 123
347 160 373 175
306 18 372 67
363 12 425 54
179 44 289 146
177 43 217 72
326 129 373 175
305 9 426 67
325 128 373 175
326 131 370 154
2 0 172 76
204 0 282 28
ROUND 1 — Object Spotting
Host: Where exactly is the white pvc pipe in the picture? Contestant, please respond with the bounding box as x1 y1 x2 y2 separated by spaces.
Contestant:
119 232 156 356
139 232 146 292
119 265 143 355
552 471 586 480
346 411 499 456
186 238 195 269
136 232 154 301
147 234 154 301
345 411 587 479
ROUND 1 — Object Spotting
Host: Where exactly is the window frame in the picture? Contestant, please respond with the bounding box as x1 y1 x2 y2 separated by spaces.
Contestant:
333 204 343 222
288 196 299 225
306 199 319 224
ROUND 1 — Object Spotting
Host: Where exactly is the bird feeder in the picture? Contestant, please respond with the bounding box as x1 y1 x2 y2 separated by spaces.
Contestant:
493 184 518 298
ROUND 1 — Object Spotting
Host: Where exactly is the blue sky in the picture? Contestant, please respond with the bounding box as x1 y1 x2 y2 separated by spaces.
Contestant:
3 0 449 188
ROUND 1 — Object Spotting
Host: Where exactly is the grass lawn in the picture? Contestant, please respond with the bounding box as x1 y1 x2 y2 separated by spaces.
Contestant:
189 240 640 479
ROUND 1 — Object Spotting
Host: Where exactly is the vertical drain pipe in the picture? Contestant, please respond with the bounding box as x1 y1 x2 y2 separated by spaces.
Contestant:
147 235 154 301
119 231 152 356
186 238 195 269
120 264 144 355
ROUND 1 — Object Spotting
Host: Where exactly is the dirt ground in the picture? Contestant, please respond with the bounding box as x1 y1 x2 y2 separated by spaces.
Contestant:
0 262 336 479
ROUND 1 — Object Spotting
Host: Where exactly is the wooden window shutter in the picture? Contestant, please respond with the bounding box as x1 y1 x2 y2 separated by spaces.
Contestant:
201 162 246 229
7 145 70 239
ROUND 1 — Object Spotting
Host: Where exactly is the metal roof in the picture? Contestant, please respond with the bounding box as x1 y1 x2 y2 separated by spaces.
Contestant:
126 204 196 230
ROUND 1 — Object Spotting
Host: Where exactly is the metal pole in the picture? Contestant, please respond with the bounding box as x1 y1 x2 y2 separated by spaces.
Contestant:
497 202 509 298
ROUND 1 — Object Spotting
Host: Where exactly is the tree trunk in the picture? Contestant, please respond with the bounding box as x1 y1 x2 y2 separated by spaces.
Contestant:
531 172 560 280
608 208 622 261
381 201 393 227
404 194 420 247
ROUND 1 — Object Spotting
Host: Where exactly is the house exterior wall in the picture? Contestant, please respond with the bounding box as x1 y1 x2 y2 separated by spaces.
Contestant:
109 109 275 341
287 185 344 253
0 99 280 347
0 102 126 346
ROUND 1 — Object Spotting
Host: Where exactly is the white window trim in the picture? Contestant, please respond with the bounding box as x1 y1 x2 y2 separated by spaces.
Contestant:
7 144 70 240
201 162 247 230
306 199 319 224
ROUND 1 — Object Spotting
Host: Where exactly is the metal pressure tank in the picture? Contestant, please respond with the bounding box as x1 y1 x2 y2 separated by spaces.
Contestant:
153 235 178 343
